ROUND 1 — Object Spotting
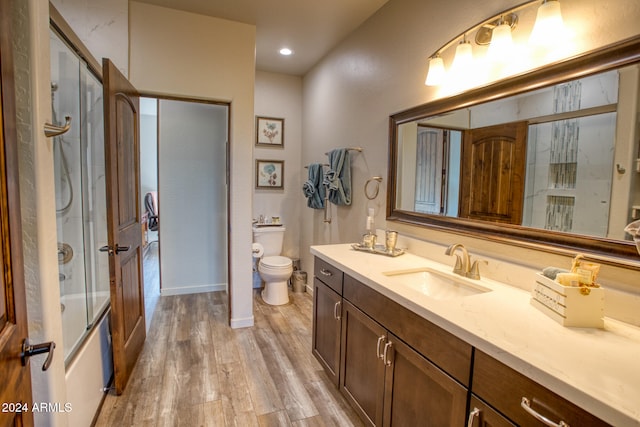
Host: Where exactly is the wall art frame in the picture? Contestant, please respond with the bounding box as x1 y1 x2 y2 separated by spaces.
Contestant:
256 159 284 189
256 116 284 147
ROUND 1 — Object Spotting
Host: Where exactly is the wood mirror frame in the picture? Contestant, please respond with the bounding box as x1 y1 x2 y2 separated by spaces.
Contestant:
387 35 640 266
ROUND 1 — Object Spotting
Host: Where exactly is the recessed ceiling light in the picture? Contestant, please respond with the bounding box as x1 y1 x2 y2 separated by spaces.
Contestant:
279 48 293 56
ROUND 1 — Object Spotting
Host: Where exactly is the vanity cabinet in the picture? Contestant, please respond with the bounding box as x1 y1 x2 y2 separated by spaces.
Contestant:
312 258 344 386
471 350 610 427
342 274 472 386
311 248 628 427
339 273 470 426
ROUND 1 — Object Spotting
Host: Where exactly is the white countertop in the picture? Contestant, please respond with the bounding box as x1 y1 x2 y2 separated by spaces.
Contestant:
310 244 640 426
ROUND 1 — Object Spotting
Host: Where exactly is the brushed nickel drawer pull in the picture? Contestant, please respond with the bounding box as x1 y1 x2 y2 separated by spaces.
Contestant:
333 301 341 320
382 341 393 366
521 397 570 427
467 407 480 427
376 335 385 359
319 268 333 277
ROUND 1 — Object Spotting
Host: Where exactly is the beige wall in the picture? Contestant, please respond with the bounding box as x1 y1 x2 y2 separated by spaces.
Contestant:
129 2 256 326
301 0 640 294
254 71 303 260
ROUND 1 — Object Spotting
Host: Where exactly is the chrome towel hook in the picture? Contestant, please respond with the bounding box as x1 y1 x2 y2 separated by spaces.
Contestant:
44 115 71 137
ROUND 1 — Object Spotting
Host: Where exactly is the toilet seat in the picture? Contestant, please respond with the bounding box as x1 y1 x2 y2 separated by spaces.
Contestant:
259 256 292 269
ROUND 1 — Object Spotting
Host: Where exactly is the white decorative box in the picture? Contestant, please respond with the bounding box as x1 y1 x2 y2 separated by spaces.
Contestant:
530 273 604 328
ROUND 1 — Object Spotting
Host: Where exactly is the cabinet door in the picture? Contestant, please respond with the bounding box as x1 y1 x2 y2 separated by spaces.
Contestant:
340 300 386 427
382 333 468 427
312 278 342 386
467 395 516 427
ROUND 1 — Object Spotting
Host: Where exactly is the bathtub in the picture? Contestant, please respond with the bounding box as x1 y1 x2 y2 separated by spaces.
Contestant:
60 291 110 361
63 292 113 426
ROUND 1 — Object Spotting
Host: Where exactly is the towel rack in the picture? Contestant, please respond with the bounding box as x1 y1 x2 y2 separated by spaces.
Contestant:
365 176 383 200
303 163 332 223
324 147 362 155
323 194 331 224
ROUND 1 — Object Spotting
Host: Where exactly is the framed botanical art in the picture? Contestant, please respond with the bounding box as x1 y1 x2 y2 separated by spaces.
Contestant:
256 160 284 189
256 116 284 147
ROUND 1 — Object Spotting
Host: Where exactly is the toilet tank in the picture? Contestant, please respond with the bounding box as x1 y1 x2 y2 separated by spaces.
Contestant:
253 225 286 257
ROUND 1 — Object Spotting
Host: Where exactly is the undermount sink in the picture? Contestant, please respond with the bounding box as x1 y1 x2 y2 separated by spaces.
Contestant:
382 267 491 300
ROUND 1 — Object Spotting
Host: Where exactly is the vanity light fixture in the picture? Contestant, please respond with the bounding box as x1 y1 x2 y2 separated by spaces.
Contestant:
425 54 445 86
529 0 565 47
424 0 568 87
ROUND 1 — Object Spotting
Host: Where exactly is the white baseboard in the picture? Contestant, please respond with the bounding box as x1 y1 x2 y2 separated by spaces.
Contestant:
230 316 254 329
160 283 226 296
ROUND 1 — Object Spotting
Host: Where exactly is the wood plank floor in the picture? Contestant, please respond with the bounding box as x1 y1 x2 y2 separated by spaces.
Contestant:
94 290 363 426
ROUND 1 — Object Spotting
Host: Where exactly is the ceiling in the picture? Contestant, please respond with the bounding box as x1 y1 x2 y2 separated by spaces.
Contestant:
134 0 389 76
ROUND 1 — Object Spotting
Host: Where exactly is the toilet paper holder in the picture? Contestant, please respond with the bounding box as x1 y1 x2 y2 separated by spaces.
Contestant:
252 243 264 258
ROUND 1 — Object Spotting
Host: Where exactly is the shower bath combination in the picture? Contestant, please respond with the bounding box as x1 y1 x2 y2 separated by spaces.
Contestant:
50 27 110 362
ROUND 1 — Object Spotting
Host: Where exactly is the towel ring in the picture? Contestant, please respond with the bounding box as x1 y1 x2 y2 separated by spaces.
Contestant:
365 176 382 200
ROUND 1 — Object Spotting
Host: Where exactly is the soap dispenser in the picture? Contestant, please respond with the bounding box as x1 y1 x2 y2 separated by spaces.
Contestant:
366 208 375 232
363 208 376 248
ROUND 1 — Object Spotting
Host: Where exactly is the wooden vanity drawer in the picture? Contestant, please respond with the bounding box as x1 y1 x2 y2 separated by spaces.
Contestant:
468 394 516 427
343 274 472 386
314 257 343 294
472 350 610 427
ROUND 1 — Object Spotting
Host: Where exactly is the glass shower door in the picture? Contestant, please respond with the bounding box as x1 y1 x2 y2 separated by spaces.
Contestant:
50 27 109 362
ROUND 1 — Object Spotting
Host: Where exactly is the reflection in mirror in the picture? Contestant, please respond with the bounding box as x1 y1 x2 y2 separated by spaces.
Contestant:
395 68 628 239
389 38 640 261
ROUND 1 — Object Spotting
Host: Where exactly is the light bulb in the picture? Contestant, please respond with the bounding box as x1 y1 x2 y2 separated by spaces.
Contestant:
451 41 473 74
488 22 514 60
425 56 445 86
530 0 565 47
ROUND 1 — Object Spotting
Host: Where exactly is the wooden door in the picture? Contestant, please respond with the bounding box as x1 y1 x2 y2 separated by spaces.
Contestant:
382 333 467 427
460 122 527 224
415 126 445 214
340 300 386 427
0 1 34 422
103 58 145 395
312 278 342 387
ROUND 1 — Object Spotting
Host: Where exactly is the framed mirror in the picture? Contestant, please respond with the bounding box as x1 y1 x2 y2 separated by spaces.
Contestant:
387 35 640 264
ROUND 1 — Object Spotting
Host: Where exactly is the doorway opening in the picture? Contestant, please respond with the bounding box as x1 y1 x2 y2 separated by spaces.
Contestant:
140 96 230 327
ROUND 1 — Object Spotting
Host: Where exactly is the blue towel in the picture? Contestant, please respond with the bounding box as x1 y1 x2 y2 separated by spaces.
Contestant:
302 163 325 209
324 148 352 206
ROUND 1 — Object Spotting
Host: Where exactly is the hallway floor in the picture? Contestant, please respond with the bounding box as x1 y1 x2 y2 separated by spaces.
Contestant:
94 290 363 426
143 241 160 332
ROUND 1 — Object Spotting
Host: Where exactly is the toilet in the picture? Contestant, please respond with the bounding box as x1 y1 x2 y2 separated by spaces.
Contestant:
253 225 292 305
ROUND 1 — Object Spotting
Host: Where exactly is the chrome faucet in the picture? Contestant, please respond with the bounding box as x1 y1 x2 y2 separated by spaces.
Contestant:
444 243 486 280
